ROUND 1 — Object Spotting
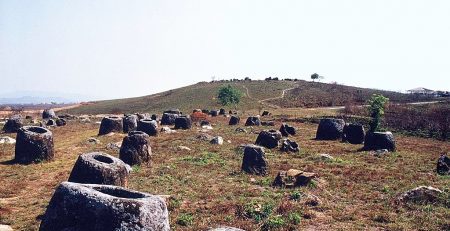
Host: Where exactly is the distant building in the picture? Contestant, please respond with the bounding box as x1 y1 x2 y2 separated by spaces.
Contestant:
406 87 436 95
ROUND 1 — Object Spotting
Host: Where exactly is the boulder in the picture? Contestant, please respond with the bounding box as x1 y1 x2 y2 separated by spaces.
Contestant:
120 131 151 166
436 154 450 175
273 169 316 188
255 130 282 149
315 118 345 140
161 113 178 125
174 116 192 129
229 115 240 125
241 145 268 175
279 123 296 137
342 124 365 144
46 119 56 126
98 116 123 135
14 126 54 164
2 115 23 133
210 136 224 145
68 152 131 187
210 110 219 117
219 108 226 115
280 139 299 152
42 109 56 119
137 119 158 136
363 132 396 152
39 182 169 231
245 116 261 126
55 118 67 127
261 111 270 116
122 115 138 133
396 186 444 205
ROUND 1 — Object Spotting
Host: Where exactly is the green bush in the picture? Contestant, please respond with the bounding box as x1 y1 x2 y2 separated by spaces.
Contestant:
368 94 389 132
177 213 194 226
218 84 242 106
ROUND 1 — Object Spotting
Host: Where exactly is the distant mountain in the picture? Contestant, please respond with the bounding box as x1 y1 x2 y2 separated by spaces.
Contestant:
0 91 95 104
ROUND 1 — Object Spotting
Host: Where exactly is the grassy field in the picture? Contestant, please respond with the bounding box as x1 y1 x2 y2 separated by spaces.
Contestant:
63 80 432 115
1 113 449 230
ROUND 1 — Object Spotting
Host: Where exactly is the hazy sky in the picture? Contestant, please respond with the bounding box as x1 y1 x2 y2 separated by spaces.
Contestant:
1 0 449 100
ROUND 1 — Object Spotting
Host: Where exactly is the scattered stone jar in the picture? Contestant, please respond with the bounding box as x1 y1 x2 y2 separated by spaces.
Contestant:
14 126 54 164
245 116 261 126
98 116 123 135
42 109 56 119
241 144 268 175
122 114 138 133
174 116 192 129
363 131 396 151
137 119 158 136
2 115 23 133
315 118 345 140
342 123 365 144
229 115 240 125
119 131 152 166
161 113 178 125
255 130 282 149
39 181 169 231
68 152 131 187
279 123 296 137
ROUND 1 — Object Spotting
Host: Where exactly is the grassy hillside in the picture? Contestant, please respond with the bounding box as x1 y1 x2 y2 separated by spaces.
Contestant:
65 80 433 115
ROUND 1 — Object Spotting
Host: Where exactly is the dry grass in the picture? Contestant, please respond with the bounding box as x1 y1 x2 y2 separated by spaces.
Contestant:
0 114 449 230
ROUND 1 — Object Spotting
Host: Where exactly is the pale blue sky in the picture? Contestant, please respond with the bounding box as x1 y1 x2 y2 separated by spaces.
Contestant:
1 0 449 100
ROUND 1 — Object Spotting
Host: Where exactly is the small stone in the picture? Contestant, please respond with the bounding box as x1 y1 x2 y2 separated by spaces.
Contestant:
210 136 224 145
106 142 122 151
87 137 100 144
0 136 16 144
396 186 444 205
273 169 316 188
177 146 192 151
235 127 247 133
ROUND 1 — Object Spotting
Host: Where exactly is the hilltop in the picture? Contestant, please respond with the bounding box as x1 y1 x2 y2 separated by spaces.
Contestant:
65 80 434 115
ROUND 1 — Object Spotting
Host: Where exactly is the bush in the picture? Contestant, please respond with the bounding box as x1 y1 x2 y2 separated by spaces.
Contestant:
217 85 242 106
368 94 389 132
177 213 194 226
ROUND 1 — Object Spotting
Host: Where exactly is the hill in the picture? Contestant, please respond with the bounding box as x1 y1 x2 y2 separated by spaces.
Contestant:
65 80 434 115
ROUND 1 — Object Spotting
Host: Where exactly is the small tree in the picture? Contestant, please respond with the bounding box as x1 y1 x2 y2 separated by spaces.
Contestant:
311 73 319 82
368 94 389 132
217 85 242 108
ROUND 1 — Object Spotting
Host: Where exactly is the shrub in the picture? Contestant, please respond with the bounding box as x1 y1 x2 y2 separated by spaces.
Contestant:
177 213 194 226
217 85 242 106
368 94 389 132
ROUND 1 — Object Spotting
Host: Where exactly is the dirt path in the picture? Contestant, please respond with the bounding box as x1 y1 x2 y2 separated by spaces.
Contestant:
305 100 444 111
242 84 298 109
0 103 82 117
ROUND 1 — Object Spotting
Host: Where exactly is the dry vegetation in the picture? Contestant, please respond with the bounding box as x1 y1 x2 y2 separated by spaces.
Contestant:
1 113 449 230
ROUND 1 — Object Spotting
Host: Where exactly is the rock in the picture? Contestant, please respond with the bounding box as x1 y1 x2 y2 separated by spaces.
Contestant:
245 116 261 126
219 108 226 115
255 130 282 149
0 225 13 231
436 154 450 175
14 126 54 164
373 149 389 157
58 114 76 120
342 124 365 144
46 119 56 126
161 113 178 125
315 118 345 140
160 126 176 133
280 139 299 152
174 116 192 129
396 186 444 205
137 119 158 136
80 117 91 123
106 142 122 151
229 115 240 125
42 109 56 119
235 127 247 133
68 152 131 187
261 121 275 126
208 227 245 231
55 118 67 127
2 115 23 133
273 169 316 187
0 136 16 144
151 114 158 120
363 132 396 152
87 137 100 144
210 110 219 117
177 146 192 151
197 133 213 141
261 111 270 116
279 123 296 137
202 109 210 114
200 120 211 126
39 182 169 231
193 109 202 113
303 194 322 207
164 109 181 115
241 144 268 175
25 115 33 120
122 114 138 133
210 136 224 145
202 125 213 130
317 153 334 161
98 116 123 136
119 131 151 166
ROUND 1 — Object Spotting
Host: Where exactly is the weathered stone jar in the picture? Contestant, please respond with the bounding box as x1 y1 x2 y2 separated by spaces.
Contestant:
229 115 240 125
119 131 152 166
255 130 282 149
98 116 123 135
363 131 396 151
174 116 192 129
2 115 23 133
342 124 365 144
68 152 131 187
245 116 261 126
42 109 56 119
241 144 268 175
39 182 170 231
137 119 158 136
122 114 138 133
315 118 345 140
14 126 54 164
